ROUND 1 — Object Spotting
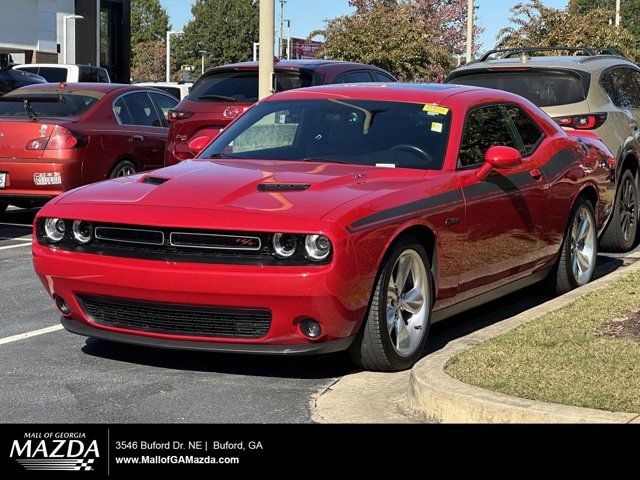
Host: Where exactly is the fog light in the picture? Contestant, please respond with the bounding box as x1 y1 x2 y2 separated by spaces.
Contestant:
54 295 71 316
300 318 322 339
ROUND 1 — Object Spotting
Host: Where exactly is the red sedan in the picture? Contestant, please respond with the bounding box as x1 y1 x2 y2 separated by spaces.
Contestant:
164 59 397 165
0 83 178 214
32 84 615 371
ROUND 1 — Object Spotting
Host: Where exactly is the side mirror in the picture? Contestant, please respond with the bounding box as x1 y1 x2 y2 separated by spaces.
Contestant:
187 135 211 157
476 146 522 180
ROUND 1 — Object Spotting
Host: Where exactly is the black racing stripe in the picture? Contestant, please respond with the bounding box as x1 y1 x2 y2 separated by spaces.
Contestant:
463 170 533 198
350 189 463 230
541 149 576 179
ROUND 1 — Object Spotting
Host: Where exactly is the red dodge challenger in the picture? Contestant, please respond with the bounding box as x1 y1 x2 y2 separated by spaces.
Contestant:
32 84 615 371
0 83 178 213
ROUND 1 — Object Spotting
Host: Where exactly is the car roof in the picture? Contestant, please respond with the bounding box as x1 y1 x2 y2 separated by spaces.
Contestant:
263 82 519 105
210 59 389 72
134 82 193 87
15 64 107 69
451 55 637 74
11 82 145 94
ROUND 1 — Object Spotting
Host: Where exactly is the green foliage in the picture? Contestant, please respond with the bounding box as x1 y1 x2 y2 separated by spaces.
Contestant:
173 0 259 80
131 0 171 45
498 0 640 61
131 40 165 82
570 0 640 49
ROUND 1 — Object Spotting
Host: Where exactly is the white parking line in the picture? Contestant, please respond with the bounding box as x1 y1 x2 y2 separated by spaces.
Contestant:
0 235 32 241
0 242 32 250
0 222 33 228
0 325 63 345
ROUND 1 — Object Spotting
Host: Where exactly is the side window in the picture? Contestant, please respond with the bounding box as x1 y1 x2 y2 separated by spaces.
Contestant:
601 68 640 109
333 74 347 84
372 71 395 82
120 93 161 127
113 97 132 124
97 69 110 83
503 105 544 155
79 67 99 82
230 108 301 154
150 93 178 128
459 105 518 168
345 71 374 83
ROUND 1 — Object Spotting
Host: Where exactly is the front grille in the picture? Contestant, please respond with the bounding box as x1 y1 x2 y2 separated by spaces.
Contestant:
78 294 271 339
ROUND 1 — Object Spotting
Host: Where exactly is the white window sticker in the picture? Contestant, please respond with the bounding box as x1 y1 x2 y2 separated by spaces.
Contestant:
34 172 62 186
431 122 443 133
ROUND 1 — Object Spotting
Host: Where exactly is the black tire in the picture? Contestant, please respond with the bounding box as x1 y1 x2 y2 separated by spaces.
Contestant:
0 202 7 215
349 236 433 372
109 160 137 179
600 169 638 252
547 197 598 296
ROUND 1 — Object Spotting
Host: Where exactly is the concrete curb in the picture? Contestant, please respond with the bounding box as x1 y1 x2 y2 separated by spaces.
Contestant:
408 254 640 423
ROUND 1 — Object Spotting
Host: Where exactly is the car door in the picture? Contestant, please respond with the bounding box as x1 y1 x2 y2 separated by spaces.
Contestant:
454 104 549 302
116 91 167 170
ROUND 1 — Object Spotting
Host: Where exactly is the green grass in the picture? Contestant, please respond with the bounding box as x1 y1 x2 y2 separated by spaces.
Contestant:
446 272 640 413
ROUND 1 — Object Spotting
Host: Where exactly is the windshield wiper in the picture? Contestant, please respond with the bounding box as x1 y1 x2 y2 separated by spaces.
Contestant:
198 94 238 102
208 152 245 159
301 158 351 165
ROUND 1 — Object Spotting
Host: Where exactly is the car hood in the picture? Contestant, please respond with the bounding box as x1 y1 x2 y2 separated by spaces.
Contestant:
56 159 428 220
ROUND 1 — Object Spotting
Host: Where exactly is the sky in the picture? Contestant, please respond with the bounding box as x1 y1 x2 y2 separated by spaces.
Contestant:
159 0 570 51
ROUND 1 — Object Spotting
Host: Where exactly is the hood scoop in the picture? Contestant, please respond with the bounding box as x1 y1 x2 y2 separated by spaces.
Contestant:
142 176 170 186
257 183 310 192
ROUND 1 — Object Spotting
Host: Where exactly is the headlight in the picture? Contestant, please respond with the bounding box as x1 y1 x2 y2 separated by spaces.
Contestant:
304 234 331 261
273 233 297 258
43 218 66 243
71 220 93 244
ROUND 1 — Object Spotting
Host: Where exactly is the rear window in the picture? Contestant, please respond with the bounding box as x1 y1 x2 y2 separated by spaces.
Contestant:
0 92 101 118
451 70 589 107
188 70 312 103
30 67 68 83
155 86 181 100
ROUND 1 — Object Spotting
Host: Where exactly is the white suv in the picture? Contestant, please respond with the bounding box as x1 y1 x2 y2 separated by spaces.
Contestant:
14 64 110 83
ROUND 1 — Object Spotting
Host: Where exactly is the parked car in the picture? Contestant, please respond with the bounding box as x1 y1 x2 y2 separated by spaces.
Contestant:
133 82 193 101
446 46 640 252
14 64 111 83
0 83 177 214
0 54 47 95
33 84 614 371
164 59 398 165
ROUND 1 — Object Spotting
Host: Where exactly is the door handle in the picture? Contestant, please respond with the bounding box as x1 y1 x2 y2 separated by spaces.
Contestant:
131 135 144 142
530 168 543 181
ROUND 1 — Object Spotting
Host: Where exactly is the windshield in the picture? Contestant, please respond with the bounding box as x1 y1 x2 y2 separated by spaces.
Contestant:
0 92 102 118
200 99 452 170
187 70 313 103
452 70 588 107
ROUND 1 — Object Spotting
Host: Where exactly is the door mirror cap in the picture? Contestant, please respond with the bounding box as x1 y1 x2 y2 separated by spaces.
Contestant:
187 136 211 157
476 146 523 180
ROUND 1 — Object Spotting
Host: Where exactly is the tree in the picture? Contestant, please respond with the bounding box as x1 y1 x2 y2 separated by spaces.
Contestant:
173 0 259 79
130 40 166 82
497 0 640 61
131 0 171 45
311 0 480 82
569 0 640 51
130 0 170 82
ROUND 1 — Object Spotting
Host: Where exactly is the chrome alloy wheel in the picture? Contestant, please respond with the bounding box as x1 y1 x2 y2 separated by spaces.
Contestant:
114 164 136 177
619 176 637 243
386 249 430 357
570 205 597 286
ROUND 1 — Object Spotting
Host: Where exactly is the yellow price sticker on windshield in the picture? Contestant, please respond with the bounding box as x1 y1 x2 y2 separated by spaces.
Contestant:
422 104 450 115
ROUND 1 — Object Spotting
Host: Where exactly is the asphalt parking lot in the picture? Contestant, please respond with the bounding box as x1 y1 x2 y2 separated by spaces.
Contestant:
1 205 637 423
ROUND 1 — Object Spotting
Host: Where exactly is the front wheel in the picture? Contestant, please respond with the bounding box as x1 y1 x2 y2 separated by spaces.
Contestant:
349 236 433 371
548 198 598 295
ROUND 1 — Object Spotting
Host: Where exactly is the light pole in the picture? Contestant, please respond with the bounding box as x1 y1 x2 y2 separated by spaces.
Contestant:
63 14 84 64
615 0 621 27
199 50 206 75
278 0 287 58
286 20 291 60
259 0 275 99
166 30 183 83
466 0 474 63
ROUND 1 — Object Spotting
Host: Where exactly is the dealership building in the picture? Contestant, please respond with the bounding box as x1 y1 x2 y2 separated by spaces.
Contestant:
0 0 130 82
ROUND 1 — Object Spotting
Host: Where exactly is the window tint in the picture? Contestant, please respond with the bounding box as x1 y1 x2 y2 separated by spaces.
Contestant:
113 97 132 124
453 70 587 107
97 68 110 83
601 68 640 109
504 105 544 155
16 67 39 75
372 71 395 82
33 67 68 83
79 66 99 82
150 93 178 127
155 86 181 100
120 92 161 127
459 106 517 167
0 92 101 118
345 71 373 83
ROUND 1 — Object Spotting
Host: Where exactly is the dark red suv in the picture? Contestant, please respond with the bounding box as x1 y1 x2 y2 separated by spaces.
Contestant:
164 59 397 165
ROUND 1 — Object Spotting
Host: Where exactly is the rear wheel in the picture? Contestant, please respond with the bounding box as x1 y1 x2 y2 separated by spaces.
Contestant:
349 236 433 371
600 169 637 252
109 160 137 179
548 198 598 295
